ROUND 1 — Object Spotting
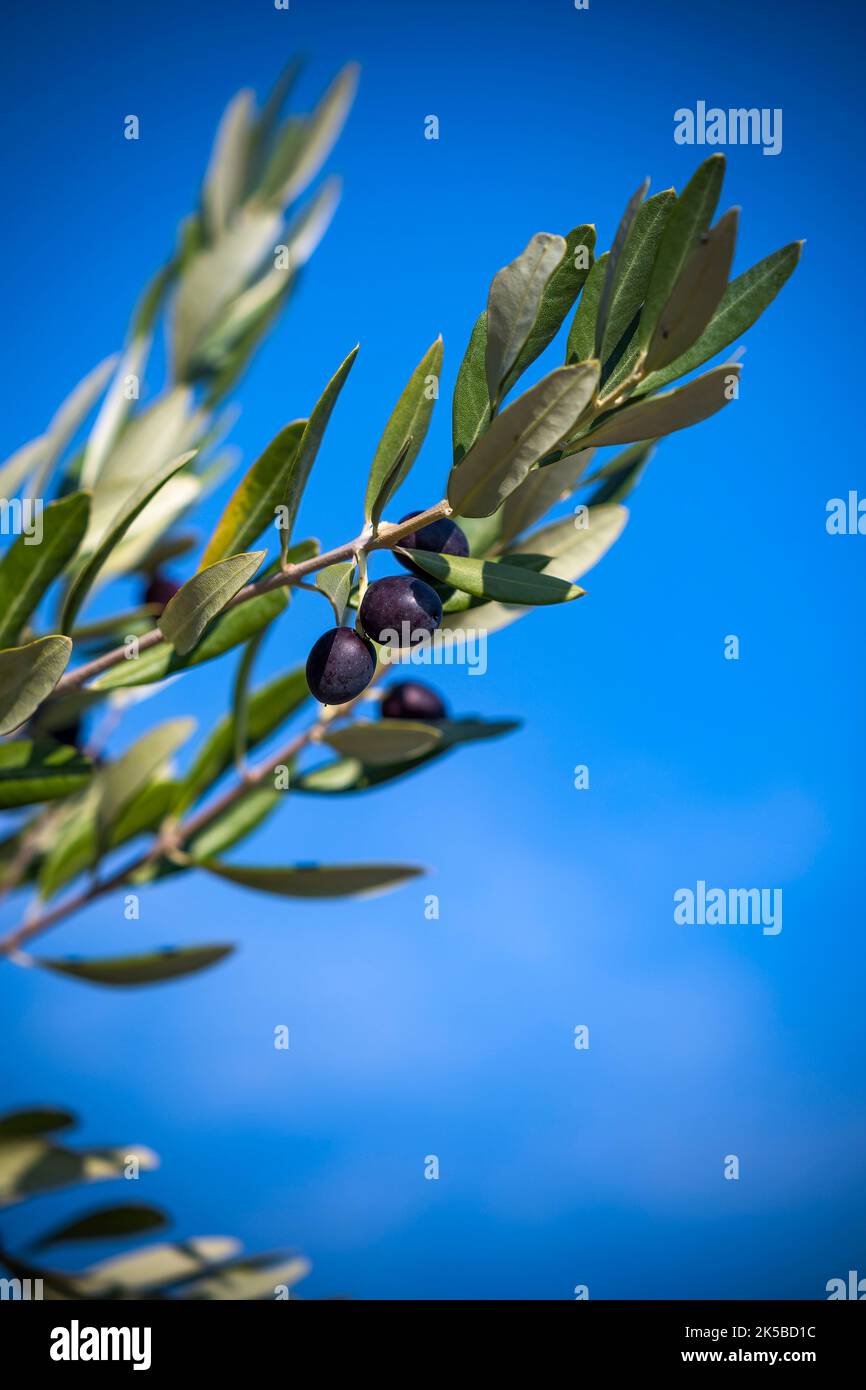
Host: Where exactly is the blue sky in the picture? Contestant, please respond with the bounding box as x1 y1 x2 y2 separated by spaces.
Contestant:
1 0 864 1299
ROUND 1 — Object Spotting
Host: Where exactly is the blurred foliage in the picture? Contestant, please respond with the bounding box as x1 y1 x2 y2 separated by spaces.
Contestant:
0 1106 310 1300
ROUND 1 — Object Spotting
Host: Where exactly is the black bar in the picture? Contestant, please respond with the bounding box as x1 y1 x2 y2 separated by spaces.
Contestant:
1 1297 862 1374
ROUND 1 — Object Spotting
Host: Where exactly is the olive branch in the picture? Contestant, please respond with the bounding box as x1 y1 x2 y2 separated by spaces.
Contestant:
0 60 801 988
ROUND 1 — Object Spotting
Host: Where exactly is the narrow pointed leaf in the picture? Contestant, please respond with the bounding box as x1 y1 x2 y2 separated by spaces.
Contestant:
486 233 566 403
279 175 341 267
565 253 609 363
448 362 599 517
202 89 255 238
253 57 304 167
81 335 154 487
580 364 740 448
282 346 358 551
638 154 725 351
61 451 196 633
452 311 491 464
365 337 443 522
33 1203 168 1249
296 718 520 795
397 548 583 604
185 785 280 863
201 421 305 567
599 190 676 364
0 740 92 809
35 945 234 988
639 240 803 394
161 551 265 656
173 207 282 378
270 62 359 206
645 207 739 372
501 225 596 398
0 492 90 649
440 505 628 641
0 636 72 736
195 860 423 899
595 178 649 357
91 387 196 524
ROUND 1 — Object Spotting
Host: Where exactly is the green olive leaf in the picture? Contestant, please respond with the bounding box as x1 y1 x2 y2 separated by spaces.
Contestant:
579 364 740 448
61 451 197 633
315 562 356 624
447 362 599 517
91 588 288 691
194 860 424 899
0 492 90 649
201 421 305 567
598 189 676 366
98 718 196 830
565 252 609 364
32 1202 168 1249
281 346 358 555
644 207 739 372
485 232 566 404
501 225 597 399
0 739 92 810
594 178 649 358
499 449 594 545
160 551 266 656
0 636 73 736
637 154 726 353
34 946 234 989
452 311 491 465
639 240 802 394
364 337 443 523
322 720 442 765
398 547 583 604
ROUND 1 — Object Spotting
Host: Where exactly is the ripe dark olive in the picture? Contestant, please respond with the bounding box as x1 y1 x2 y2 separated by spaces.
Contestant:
306 626 377 704
358 574 442 646
397 511 469 578
381 681 447 722
143 574 181 612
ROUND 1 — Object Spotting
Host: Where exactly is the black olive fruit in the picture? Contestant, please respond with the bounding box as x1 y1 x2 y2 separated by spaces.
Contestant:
358 574 442 646
380 681 447 722
143 574 181 612
397 511 470 578
306 626 377 704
